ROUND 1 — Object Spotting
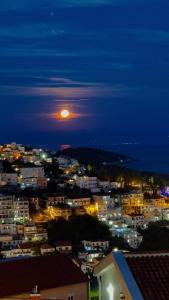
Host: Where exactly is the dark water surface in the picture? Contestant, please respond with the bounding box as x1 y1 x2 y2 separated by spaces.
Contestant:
103 144 169 174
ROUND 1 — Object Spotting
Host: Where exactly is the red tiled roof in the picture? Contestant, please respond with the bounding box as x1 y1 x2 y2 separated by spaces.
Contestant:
126 254 169 300
0 254 87 297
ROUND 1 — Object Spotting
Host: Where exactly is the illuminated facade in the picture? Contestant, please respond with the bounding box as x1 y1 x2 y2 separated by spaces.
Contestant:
122 193 144 215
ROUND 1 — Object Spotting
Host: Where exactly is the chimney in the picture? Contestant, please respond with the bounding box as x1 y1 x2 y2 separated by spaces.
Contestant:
30 285 41 300
120 292 125 300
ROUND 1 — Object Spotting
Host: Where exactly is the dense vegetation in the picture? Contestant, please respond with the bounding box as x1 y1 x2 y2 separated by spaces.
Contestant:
48 214 111 245
140 221 169 251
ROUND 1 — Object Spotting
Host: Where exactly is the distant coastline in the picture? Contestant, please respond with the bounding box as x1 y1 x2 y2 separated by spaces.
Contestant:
58 143 169 175
101 144 169 175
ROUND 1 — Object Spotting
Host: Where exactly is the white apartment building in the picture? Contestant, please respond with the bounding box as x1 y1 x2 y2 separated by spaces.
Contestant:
19 167 47 189
82 240 109 251
124 230 143 249
21 177 47 189
45 194 66 208
13 198 29 221
98 181 111 189
0 195 14 224
57 156 79 169
0 195 29 234
0 224 17 235
75 176 98 190
110 182 123 189
124 214 147 229
55 241 72 254
69 197 91 207
0 173 18 186
20 167 45 179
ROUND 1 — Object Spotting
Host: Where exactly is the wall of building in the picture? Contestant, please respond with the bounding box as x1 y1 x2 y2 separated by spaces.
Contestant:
98 263 132 300
95 254 134 300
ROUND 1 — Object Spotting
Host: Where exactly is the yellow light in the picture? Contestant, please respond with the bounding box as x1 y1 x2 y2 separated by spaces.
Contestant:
60 109 70 119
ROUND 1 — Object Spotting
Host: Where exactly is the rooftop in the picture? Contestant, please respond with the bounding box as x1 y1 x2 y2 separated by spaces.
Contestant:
126 252 169 300
0 254 87 297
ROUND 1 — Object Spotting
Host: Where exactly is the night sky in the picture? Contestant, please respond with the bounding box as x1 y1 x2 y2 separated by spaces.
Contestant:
0 0 169 149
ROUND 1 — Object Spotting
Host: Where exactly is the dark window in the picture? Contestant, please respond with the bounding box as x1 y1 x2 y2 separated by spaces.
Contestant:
68 296 74 300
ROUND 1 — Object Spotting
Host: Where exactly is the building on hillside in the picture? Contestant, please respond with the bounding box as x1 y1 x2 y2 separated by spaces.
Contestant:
123 214 147 230
0 173 18 186
123 230 143 249
78 250 104 263
0 235 23 249
98 181 111 190
55 241 72 254
20 177 47 189
19 167 47 189
0 195 29 234
68 196 91 208
44 194 66 208
75 176 98 190
20 167 45 179
0 194 15 224
40 243 55 255
94 251 169 300
29 196 40 210
122 193 144 215
82 240 109 251
110 182 124 189
13 197 29 222
0 255 88 300
46 206 72 220
57 156 79 169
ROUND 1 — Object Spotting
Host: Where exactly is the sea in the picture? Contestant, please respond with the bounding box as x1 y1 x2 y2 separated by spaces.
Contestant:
56 141 169 175
101 143 169 175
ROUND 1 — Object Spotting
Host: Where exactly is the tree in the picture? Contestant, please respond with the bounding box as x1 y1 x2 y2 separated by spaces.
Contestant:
111 236 127 250
140 224 169 251
48 214 111 245
48 218 70 243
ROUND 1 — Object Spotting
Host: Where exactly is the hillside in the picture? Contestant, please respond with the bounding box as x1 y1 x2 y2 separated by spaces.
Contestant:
57 147 131 166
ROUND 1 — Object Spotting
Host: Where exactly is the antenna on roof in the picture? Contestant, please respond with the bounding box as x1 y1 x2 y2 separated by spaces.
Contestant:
32 285 38 294
30 285 41 300
120 292 125 299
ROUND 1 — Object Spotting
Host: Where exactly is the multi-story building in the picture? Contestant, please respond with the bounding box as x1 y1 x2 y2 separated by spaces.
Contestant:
75 176 98 190
13 198 29 222
55 241 72 254
0 195 29 235
45 206 72 220
0 173 18 186
19 167 47 189
68 196 91 208
122 193 144 215
0 195 14 224
82 240 109 251
45 194 66 208
20 167 45 178
57 156 79 169
124 214 147 229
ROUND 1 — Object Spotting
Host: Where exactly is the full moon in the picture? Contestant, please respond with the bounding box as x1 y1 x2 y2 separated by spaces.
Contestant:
60 109 70 119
